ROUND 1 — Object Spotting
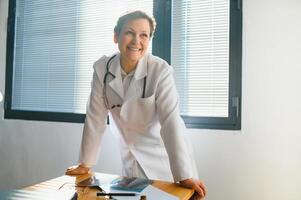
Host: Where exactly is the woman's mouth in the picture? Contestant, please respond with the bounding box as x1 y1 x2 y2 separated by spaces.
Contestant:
127 46 141 52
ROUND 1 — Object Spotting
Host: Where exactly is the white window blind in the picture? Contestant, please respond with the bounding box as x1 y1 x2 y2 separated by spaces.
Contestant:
12 0 153 114
171 0 229 117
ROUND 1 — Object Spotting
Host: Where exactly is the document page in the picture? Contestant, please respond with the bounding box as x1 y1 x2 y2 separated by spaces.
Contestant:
104 185 179 200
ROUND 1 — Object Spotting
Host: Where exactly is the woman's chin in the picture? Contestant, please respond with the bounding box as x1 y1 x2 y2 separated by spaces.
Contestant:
126 53 143 62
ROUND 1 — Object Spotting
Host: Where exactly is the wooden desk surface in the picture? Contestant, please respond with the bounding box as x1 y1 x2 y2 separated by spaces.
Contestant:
25 172 194 200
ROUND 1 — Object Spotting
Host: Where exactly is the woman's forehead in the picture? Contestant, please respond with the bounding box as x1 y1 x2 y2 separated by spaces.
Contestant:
122 18 150 31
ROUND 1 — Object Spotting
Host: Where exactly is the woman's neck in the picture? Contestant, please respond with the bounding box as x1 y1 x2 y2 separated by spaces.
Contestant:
120 55 138 74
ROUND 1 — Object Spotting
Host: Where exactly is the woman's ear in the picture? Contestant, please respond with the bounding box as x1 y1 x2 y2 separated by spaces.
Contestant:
114 32 118 44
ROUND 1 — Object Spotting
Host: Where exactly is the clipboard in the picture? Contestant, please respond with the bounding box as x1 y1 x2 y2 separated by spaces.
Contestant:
110 177 153 192
76 175 152 193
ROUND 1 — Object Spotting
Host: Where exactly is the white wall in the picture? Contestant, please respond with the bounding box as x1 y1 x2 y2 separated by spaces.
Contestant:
1 0 300 199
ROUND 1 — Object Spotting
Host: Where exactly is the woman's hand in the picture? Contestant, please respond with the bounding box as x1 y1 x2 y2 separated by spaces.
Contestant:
65 164 91 175
179 178 207 200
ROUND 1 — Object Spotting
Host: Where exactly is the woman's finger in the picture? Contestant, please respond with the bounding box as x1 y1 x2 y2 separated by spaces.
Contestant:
65 165 88 175
198 181 207 196
194 185 205 198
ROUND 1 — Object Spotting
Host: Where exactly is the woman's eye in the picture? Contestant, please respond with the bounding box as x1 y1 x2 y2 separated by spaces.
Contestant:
125 31 134 36
141 33 149 38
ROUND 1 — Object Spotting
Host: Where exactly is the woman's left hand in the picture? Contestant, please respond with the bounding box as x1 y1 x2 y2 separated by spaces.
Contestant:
179 178 207 200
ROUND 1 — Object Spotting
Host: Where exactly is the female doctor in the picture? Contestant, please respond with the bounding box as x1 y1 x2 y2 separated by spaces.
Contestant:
66 10 206 199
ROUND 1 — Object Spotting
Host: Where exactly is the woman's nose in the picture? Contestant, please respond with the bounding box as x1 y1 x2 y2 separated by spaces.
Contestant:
132 35 140 43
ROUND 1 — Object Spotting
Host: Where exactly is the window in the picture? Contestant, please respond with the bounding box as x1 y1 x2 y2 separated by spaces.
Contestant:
5 0 242 129
5 0 153 122
170 0 242 129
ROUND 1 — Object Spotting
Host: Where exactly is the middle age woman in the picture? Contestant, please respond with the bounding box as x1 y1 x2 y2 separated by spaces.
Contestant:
66 10 207 199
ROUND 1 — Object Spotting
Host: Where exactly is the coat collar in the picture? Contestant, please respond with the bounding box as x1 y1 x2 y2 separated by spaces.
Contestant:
108 52 149 99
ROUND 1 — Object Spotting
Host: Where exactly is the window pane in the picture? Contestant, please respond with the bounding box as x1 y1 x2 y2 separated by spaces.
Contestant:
12 0 153 114
171 0 229 117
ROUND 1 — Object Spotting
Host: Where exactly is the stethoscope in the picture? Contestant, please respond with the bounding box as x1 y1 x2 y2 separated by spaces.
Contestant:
103 54 147 109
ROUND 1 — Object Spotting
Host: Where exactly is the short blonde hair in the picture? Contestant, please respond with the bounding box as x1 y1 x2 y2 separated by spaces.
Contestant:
114 10 156 37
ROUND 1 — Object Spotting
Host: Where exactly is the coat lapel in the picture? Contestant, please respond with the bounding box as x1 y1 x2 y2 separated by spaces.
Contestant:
124 54 148 100
108 53 124 99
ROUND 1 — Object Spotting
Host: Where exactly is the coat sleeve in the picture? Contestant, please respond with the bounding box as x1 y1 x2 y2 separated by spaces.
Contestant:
156 65 197 182
79 61 109 166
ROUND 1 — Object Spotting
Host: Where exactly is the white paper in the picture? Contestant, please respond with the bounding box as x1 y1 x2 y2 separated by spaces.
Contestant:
107 185 179 200
140 185 179 200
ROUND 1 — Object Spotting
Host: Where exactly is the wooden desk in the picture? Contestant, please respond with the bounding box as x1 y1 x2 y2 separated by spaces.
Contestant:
25 172 194 200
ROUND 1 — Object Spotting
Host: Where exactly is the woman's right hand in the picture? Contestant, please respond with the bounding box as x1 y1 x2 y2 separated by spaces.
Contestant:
65 164 91 175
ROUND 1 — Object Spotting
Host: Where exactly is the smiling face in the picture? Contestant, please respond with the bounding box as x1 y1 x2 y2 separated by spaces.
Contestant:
114 18 151 70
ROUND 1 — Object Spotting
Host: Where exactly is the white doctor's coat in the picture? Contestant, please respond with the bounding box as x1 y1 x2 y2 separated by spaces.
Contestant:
79 52 198 182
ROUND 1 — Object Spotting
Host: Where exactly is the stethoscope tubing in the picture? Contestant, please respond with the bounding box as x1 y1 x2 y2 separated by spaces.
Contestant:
103 54 147 109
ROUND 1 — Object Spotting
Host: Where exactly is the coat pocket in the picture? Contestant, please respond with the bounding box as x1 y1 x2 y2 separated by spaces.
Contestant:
120 93 156 130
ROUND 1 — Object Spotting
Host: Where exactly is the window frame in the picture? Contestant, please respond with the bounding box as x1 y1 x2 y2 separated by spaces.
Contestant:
4 0 86 123
5 0 242 129
154 0 242 130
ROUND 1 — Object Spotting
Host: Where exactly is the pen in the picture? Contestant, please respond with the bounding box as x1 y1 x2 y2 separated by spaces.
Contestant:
97 192 137 196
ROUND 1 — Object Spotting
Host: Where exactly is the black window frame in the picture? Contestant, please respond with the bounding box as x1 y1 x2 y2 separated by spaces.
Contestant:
5 0 242 130
153 0 242 130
